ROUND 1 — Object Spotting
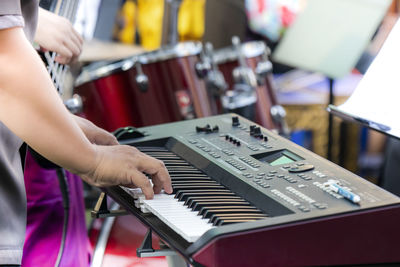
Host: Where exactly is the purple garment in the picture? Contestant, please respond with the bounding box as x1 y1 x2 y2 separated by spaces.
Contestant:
22 151 91 267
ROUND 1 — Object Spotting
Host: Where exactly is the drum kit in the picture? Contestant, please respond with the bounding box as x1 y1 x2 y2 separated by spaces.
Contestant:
74 37 290 266
73 38 288 134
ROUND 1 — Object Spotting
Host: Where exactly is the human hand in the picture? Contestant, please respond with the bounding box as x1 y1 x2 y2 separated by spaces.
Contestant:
35 8 83 64
80 145 173 199
73 115 118 146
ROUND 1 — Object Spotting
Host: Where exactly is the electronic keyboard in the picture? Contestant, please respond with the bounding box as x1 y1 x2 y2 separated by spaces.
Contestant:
105 114 400 267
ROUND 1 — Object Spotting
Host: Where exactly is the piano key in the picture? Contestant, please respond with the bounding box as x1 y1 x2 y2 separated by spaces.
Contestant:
172 181 219 186
171 177 213 182
176 190 234 201
169 170 204 175
217 219 259 226
179 192 237 202
210 214 268 225
169 173 209 177
172 185 226 193
142 194 214 242
201 208 263 219
184 196 242 206
190 201 251 211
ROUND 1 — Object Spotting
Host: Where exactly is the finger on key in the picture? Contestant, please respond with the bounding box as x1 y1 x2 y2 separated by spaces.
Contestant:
138 156 172 194
130 169 154 199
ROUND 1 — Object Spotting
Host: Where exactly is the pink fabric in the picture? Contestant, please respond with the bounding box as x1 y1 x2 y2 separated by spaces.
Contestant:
22 151 91 267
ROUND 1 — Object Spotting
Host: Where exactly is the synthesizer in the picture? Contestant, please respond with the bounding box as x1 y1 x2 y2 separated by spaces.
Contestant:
105 114 400 267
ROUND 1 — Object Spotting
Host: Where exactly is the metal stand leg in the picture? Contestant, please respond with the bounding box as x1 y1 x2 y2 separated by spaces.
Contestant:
327 78 335 160
137 229 177 258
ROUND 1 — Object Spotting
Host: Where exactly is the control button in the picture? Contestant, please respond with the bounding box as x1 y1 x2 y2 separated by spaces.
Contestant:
188 140 197 144
288 164 315 173
196 124 217 133
257 173 266 177
225 135 230 140
269 170 278 174
277 174 285 178
246 174 254 179
232 116 240 126
296 162 305 166
250 125 256 135
298 206 311 212
313 203 328 209
263 136 269 142
283 165 291 169
236 141 241 146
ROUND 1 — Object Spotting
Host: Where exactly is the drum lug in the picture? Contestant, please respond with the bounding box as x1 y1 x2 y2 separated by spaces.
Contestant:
198 43 228 94
231 36 258 88
137 229 178 258
255 60 273 85
195 61 211 78
134 61 149 92
64 94 83 114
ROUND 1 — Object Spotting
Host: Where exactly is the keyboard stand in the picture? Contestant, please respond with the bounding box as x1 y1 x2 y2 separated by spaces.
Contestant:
137 229 177 258
91 192 129 218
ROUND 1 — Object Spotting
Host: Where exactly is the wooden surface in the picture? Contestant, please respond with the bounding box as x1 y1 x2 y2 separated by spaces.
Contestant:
79 39 146 62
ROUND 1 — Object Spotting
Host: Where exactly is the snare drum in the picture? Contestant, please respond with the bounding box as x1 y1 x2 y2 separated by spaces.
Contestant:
75 42 212 131
211 41 279 130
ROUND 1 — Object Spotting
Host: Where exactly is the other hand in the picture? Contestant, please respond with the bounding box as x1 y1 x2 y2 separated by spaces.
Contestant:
35 8 83 64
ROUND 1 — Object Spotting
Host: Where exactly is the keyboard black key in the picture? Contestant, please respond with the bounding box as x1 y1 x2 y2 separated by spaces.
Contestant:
176 191 235 201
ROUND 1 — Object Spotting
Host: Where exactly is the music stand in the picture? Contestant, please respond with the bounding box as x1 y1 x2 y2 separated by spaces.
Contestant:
328 18 400 140
272 0 391 159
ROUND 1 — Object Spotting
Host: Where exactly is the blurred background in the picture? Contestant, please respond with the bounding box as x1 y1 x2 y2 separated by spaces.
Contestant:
44 0 400 265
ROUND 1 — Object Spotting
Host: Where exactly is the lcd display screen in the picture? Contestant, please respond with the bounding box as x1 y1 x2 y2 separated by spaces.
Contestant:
251 149 304 166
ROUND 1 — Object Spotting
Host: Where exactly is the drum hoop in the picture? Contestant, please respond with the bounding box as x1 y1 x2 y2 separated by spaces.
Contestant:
137 41 202 64
75 42 202 86
75 59 135 87
213 41 269 64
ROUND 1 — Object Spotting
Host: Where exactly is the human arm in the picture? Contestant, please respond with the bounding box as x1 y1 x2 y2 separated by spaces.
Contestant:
35 7 83 64
0 27 172 197
72 115 119 146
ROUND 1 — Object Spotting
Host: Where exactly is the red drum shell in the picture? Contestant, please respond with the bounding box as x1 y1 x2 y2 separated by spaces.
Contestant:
125 44 212 127
75 42 212 131
75 64 141 132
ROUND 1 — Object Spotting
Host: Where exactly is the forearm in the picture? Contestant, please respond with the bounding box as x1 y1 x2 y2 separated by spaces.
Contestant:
0 27 96 174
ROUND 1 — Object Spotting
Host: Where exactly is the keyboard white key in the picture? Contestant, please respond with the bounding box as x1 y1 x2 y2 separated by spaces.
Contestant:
121 186 215 242
142 194 215 243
